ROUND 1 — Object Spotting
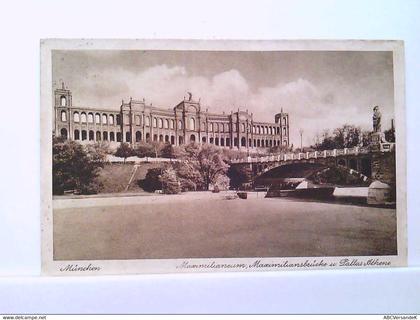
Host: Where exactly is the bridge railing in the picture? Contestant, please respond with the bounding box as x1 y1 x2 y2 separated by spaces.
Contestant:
231 142 395 164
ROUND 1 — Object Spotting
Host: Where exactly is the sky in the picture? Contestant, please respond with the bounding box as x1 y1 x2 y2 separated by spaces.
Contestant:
52 50 395 147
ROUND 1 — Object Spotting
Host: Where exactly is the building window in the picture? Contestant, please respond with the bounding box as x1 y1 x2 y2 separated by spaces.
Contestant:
110 132 115 141
190 118 195 130
109 115 114 125
146 133 150 142
96 131 101 141
283 117 287 125
74 129 80 140
103 132 108 141
241 137 246 147
164 119 169 129
116 115 121 125
165 135 169 143
220 138 225 146
158 118 163 128
153 134 158 141
226 138 230 147
242 123 245 133
61 111 67 122
116 132 122 142
124 114 130 124
170 119 174 129
178 120 182 129
73 112 80 122
60 128 68 139
81 130 87 141
171 136 175 145
102 114 108 125
153 118 157 128
60 96 66 107
215 137 219 146
145 116 150 126
81 113 87 123
89 130 94 141
136 131 141 142
126 132 131 142
277 127 280 134
209 123 213 132
135 115 141 126
283 127 286 135
95 113 100 124
88 113 94 124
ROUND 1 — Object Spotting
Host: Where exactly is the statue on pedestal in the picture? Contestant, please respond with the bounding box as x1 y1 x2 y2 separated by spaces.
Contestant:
373 105 381 133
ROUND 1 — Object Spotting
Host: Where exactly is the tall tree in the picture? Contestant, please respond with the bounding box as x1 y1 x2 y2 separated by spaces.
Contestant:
114 143 134 162
53 137 106 195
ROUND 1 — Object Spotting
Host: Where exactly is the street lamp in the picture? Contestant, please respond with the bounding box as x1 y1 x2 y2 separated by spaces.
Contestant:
299 129 304 151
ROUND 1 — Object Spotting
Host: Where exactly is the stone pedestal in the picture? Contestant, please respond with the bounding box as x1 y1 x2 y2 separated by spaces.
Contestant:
367 180 391 205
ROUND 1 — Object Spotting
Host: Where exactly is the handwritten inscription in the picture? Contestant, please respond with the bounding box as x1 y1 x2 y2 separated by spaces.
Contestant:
59 263 101 272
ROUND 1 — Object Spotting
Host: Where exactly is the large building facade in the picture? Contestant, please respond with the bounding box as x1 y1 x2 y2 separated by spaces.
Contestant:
54 83 290 150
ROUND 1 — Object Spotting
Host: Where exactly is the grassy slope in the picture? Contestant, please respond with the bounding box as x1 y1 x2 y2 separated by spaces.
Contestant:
98 162 164 193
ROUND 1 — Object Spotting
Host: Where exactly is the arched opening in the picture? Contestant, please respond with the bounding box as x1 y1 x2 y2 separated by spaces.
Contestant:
61 111 67 122
109 115 114 125
116 132 122 142
215 137 219 146
136 131 141 142
60 96 66 107
261 140 265 147
146 133 150 142
209 137 214 144
116 115 121 125
165 135 169 142
234 138 238 147
81 130 87 141
257 139 260 147
110 132 115 141
283 127 287 135
135 115 141 126
171 136 175 145
103 132 108 141
265 139 269 147
209 123 213 132
241 137 246 147
283 140 287 146
158 118 163 129
179 136 183 145
95 113 100 124
73 112 79 122
145 116 150 126
202 137 207 143
349 158 357 170
277 127 280 134
190 118 195 130
170 119 174 129
60 128 68 139
153 134 158 141
153 118 157 128
220 138 225 146
226 138 230 147
164 119 169 129
361 158 372 177
74 130 80 140
88 113 94 123
242 123 246 133
190 134 196 143
102 114 108 125
89 130 94 141
159 134 163 142
253 139 256 147
81 113 87 123
249 139 252 147
178 120 182 129
125 131 131 142
96 131 101 141
215 123 219 132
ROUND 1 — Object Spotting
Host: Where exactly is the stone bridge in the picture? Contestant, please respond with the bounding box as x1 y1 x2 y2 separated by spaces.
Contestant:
230 143 396 186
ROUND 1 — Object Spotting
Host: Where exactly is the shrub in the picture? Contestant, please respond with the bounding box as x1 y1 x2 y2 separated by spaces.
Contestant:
159 167 181 194
141 167 164 192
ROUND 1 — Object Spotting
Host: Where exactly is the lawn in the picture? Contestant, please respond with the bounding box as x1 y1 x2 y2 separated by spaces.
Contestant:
53 194 397 260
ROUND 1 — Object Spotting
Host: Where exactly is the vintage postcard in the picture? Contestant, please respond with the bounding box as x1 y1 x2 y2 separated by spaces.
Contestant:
41 39 406 275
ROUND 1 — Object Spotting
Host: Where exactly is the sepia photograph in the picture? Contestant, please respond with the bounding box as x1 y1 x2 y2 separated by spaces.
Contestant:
41 40 406 275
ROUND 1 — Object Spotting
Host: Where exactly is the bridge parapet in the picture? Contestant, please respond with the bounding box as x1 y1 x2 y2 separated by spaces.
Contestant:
230 143 395 164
